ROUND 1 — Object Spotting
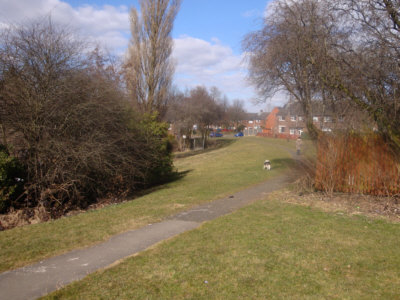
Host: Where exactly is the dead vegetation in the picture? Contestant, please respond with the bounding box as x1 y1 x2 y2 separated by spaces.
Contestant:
0 196 131 230
287 153 400 223
275 188 400 223
284 143 400 223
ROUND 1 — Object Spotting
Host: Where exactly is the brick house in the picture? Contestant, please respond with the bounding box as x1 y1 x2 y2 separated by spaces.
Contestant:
262 107 280 135
240 111 269 136
276 102 307 138
259 102 336 139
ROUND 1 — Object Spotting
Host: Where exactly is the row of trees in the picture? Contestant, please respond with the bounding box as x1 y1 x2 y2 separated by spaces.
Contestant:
166 86 247 150
245 0 400 152
0 0 182 216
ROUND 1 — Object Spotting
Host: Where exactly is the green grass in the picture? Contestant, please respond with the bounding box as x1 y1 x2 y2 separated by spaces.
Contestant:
0 137 293 272
44 198 400 299
173 138 236 159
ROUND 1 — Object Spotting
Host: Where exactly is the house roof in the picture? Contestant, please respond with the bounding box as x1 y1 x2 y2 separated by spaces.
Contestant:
242 112 269 121
277 102 303 116
276 101 333 116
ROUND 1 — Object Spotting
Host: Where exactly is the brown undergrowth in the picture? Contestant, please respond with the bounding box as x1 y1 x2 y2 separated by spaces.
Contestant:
0 197 128 231
0 206 50 230
276 187 400 223
286 153 400 223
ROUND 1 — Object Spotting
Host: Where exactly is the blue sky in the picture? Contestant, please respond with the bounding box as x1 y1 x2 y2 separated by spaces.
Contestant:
174 1 266 54
64 0 267 52
0 0 287 111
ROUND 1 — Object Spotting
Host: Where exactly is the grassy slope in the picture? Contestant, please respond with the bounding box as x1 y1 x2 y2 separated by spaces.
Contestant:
0 137 293 272
45 198 400 299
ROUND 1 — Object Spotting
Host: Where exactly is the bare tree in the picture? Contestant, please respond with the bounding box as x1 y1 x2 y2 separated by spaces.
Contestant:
0 20 88 207
188 86 220 149
318 0 400 152
125 0 181 118
244 0 347 139
0 19 173 216
166 86 223 150
165 89 197 150
227 99 246 130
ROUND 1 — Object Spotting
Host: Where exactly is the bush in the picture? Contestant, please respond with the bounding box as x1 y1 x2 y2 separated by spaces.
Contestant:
0 20 174 217
136 114 174 186
315 133 400 196
0 146 26 213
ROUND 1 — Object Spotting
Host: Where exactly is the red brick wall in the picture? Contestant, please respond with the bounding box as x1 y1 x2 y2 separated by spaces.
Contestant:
263 107 279 133
257 132 298 140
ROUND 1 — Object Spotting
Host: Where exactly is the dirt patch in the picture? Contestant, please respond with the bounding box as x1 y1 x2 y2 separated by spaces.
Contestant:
273 189 400 223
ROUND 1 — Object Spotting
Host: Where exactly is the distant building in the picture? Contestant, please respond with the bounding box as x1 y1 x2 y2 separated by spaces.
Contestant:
262 107 280 136
239 111 269 136
259 102 338 139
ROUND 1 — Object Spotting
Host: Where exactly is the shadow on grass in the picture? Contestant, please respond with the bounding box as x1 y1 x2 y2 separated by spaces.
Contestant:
133 169 193 198
166 169 192 183
174 138 237 159
270 157 297 171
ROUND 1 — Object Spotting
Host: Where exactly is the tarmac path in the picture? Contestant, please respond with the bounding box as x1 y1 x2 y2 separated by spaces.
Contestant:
0 151 299 300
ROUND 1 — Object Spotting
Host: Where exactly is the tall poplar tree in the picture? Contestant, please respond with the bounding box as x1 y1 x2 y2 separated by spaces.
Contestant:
125 0 181 118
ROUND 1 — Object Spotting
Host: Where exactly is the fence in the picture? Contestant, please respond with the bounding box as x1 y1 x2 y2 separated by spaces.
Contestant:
315 134 400 196
256 132 299 140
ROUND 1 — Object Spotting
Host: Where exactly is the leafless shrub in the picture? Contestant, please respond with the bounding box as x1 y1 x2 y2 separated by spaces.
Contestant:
315 133 400 197
315 135 342 196
292 154 317 195
0 19 173 216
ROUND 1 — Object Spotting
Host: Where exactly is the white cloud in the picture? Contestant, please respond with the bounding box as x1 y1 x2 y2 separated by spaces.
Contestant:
174 37 240 73
172 36 256 104
0 0 285 111
0 0 130 53
172 36 288 111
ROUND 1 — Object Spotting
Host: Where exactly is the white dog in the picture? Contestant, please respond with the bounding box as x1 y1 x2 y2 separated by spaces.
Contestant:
263 160 271 170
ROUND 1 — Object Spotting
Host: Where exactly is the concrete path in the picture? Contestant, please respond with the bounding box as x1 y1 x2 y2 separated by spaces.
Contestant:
0 172 296 300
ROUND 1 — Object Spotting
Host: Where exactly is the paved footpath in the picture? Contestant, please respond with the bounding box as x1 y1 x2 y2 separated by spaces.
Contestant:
0 171 296 300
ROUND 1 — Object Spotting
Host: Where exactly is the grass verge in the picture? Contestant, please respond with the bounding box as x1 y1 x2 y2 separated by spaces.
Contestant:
44 195 400 299
0 137 293 272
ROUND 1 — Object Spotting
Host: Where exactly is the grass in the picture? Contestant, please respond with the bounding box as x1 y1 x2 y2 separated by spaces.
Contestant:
0 137 294 272
173 138 236 159
44 197 400 299
302 138 317 163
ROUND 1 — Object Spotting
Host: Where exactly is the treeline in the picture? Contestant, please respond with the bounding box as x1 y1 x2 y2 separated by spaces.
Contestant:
166 86 247 150
0 21 173 216
245 0 400 152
